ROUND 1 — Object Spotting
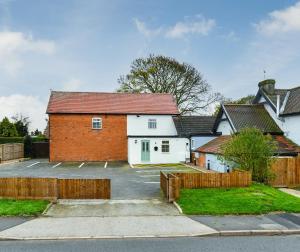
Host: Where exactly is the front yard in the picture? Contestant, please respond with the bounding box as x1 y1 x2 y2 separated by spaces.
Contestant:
177 183 300 215
0 199 49 216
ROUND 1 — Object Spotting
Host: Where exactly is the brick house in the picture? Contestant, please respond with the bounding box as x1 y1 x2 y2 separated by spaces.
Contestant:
46 91 190 163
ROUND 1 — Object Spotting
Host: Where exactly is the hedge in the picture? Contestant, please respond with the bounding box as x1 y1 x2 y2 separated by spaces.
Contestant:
0 137 48 144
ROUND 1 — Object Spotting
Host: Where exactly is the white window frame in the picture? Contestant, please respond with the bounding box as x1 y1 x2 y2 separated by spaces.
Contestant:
148 119 157 129
161 140 170 153
92 117 102 129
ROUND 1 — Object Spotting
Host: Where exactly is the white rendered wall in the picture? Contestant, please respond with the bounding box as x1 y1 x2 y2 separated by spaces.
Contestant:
258 97 300 145
191 136 217 150
216 120 233 135
128 137 190 164
127 115 177 136
205 153 229 173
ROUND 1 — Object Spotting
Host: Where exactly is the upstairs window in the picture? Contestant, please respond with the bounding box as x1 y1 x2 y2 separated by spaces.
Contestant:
148 119 157 129
92 118 102 129
161 140 170 153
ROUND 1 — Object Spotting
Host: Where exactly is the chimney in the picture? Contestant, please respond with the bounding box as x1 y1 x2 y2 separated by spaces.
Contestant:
258 79 275 94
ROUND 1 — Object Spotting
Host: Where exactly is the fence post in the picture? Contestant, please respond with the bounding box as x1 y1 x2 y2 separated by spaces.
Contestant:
168 174 180 202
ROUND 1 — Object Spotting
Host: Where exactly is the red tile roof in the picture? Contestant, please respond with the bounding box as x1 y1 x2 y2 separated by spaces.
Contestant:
196 136 231 154
196 135 300 156
46 91 179 115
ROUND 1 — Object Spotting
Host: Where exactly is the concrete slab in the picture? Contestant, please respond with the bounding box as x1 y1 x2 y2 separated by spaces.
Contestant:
191 215 288 231
45 199 180 217
0 216 217 239
0 217 32 232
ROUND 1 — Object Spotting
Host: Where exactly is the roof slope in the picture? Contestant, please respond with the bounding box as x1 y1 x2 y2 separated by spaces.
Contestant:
173 116 217 137
196 135 231 154
282 87 300 115
47 91 179 115
254 85 300 116
223 104 283 134
197 135 299 156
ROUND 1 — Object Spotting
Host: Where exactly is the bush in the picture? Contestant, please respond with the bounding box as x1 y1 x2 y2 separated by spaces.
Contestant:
0 137 24 144
219 128 277 183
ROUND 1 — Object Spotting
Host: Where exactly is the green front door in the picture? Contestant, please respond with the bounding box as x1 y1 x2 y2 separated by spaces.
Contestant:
141 140 150 162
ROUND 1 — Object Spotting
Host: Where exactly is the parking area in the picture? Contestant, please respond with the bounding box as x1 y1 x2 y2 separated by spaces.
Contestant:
0 159 195 199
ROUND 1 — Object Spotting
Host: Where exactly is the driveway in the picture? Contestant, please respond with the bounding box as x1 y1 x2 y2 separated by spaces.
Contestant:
0 159 195 199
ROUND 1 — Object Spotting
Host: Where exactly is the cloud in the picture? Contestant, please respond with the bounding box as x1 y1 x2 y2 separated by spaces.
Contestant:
133 18 162 38
221 31 239 42
0 94 47 131
0 31 55 75
256 1 300 35
134 15 215 39
166 15 216 38
62 78 83 91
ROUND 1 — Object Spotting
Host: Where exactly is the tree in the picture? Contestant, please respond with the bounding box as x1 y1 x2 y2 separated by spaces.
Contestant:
218 128 277 183
118 55 222 114
11 114 30 137
31 129 42 136
0 117 18 137
213 94 255 115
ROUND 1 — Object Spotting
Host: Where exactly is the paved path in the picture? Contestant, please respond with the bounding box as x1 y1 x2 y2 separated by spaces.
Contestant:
191 213 300 231
0 216 216 239
279 188 300 198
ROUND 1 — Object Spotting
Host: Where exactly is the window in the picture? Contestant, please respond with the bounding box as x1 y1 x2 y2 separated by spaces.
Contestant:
92 118 102 129
148 119 157 129
161 140 170 153
191 139 195 148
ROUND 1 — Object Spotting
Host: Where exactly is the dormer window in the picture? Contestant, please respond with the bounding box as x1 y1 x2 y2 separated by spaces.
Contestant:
92 118 102 129
148 119 157 129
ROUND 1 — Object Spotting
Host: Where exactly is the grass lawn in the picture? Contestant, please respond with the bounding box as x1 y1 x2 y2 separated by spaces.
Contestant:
133 163 188 168
0 199 49 216
177 183 300 215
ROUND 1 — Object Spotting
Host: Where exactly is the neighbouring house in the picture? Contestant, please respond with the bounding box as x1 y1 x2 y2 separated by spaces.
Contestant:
213 104 284 135
196 134 300 173
196 100 299 172
46 91 190 164
172 116 220 165
253 79 300 145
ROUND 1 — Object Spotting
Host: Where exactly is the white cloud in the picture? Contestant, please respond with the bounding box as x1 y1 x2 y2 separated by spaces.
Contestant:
0 94 47 131
133 18 162 38
166 15 216 39
62 78 83 91
256 1 300 35
134 15 215 39
0 31 55 75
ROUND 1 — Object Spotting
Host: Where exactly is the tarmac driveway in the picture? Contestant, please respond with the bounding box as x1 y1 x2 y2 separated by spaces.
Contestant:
0 159 195 199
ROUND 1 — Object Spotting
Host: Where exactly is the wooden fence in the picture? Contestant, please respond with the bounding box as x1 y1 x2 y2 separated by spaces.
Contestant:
161 171 251 202
0 177 111 200
270 156 300 187
0 143 24 162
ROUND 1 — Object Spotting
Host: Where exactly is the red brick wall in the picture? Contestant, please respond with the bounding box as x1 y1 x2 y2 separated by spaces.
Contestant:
49 114 127 162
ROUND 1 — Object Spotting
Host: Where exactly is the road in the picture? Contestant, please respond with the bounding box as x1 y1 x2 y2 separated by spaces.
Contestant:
0 236 299 252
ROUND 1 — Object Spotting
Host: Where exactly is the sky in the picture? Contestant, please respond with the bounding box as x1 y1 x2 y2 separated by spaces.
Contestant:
0 0 300 131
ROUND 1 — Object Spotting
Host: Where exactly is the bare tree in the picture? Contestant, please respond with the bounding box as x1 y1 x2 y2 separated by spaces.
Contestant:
118 55 222 114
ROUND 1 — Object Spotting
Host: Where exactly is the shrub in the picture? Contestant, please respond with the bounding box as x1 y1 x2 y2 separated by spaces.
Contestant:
0 137 24 144
24 135 33 158
219 128 277 183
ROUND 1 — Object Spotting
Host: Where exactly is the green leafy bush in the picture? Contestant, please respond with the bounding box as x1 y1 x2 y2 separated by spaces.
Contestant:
219 128 277 183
